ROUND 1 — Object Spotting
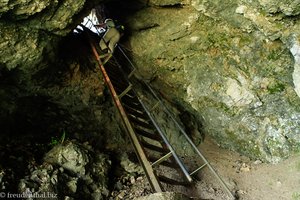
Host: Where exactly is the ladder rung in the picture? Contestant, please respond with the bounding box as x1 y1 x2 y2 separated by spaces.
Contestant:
189 163 207 176
122 97 141 108
141 140 168 153
122 99 144 110
151 152 172 167
123 105 147 119
118 84 132 99
149 157 178 168
128 68 136 78
128 113 149 123
150 102 160 112
129 115 154 129
135 128 161 141
123 92 135 99
115 87 131 97
133 124 156 135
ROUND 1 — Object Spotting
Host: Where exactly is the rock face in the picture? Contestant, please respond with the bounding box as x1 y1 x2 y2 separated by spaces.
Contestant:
0 0 128 148
1 0 300 165
19 141 111 200
127 0 300 162
0 0 89 71
257 0 300 16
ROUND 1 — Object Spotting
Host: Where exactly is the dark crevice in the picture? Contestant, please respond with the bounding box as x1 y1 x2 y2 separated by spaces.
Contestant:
156 3 184 9
138 23 160 31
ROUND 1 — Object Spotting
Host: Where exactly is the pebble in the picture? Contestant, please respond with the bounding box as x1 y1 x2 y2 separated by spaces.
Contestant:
117 191 126 199
67 179 77 193
240 163 251 172
59 167 64 172
130 176 136 184
276 180 282 186
50 175 58 185
115 181 123 190
253 160 262 165
237 189 247 195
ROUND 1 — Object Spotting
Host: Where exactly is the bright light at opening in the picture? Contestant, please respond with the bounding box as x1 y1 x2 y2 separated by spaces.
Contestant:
74 8 105 35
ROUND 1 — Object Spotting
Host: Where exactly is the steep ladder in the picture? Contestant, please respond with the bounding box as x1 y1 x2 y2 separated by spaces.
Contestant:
79 23 235 199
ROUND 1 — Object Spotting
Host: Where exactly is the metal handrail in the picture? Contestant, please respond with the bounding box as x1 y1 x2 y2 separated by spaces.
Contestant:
117 45 136 73
110 52 193 183
115 40 234 199
144 83 235 199
137 94 193 183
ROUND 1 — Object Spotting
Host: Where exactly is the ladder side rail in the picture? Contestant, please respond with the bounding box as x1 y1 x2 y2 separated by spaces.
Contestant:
111 54 135 83
87 37 163 193
109 57 193 183
116 45 136 75
135 94 193 183
144 82 235 199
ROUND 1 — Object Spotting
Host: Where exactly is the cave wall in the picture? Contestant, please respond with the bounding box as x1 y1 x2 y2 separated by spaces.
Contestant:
0 0 96 71
1 0 300 163
126 0 300 163
0 0 130 150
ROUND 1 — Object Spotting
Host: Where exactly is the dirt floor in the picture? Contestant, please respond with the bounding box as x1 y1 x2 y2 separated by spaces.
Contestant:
198 137 300 200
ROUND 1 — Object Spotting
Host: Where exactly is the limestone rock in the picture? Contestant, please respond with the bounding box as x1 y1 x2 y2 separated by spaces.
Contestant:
0 23 50 70
20 141 111 199
127 0 300 163
0 0 89 71
44 141 89 176
257 0 300 16
290 39 300 98
120 153 144 175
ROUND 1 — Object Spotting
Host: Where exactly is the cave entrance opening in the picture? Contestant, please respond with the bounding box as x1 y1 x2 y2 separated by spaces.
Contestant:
74 5 109 35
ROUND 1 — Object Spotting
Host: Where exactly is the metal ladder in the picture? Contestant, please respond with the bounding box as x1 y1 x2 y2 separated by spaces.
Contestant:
79 23 235 199
116 46 235 199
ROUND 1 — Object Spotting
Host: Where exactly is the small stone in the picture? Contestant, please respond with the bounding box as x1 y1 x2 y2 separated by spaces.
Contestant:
115 181 123 190
117 191 126 199
130 176 136 184
208 187 216 193
276 180 282 186
64 196 74 200
237 190 247 195
236 5 247 14
50 175 58 185
45 164 54 171
253 160 262 165
240 163 251 172
91 192 102 200
67 179 77 193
